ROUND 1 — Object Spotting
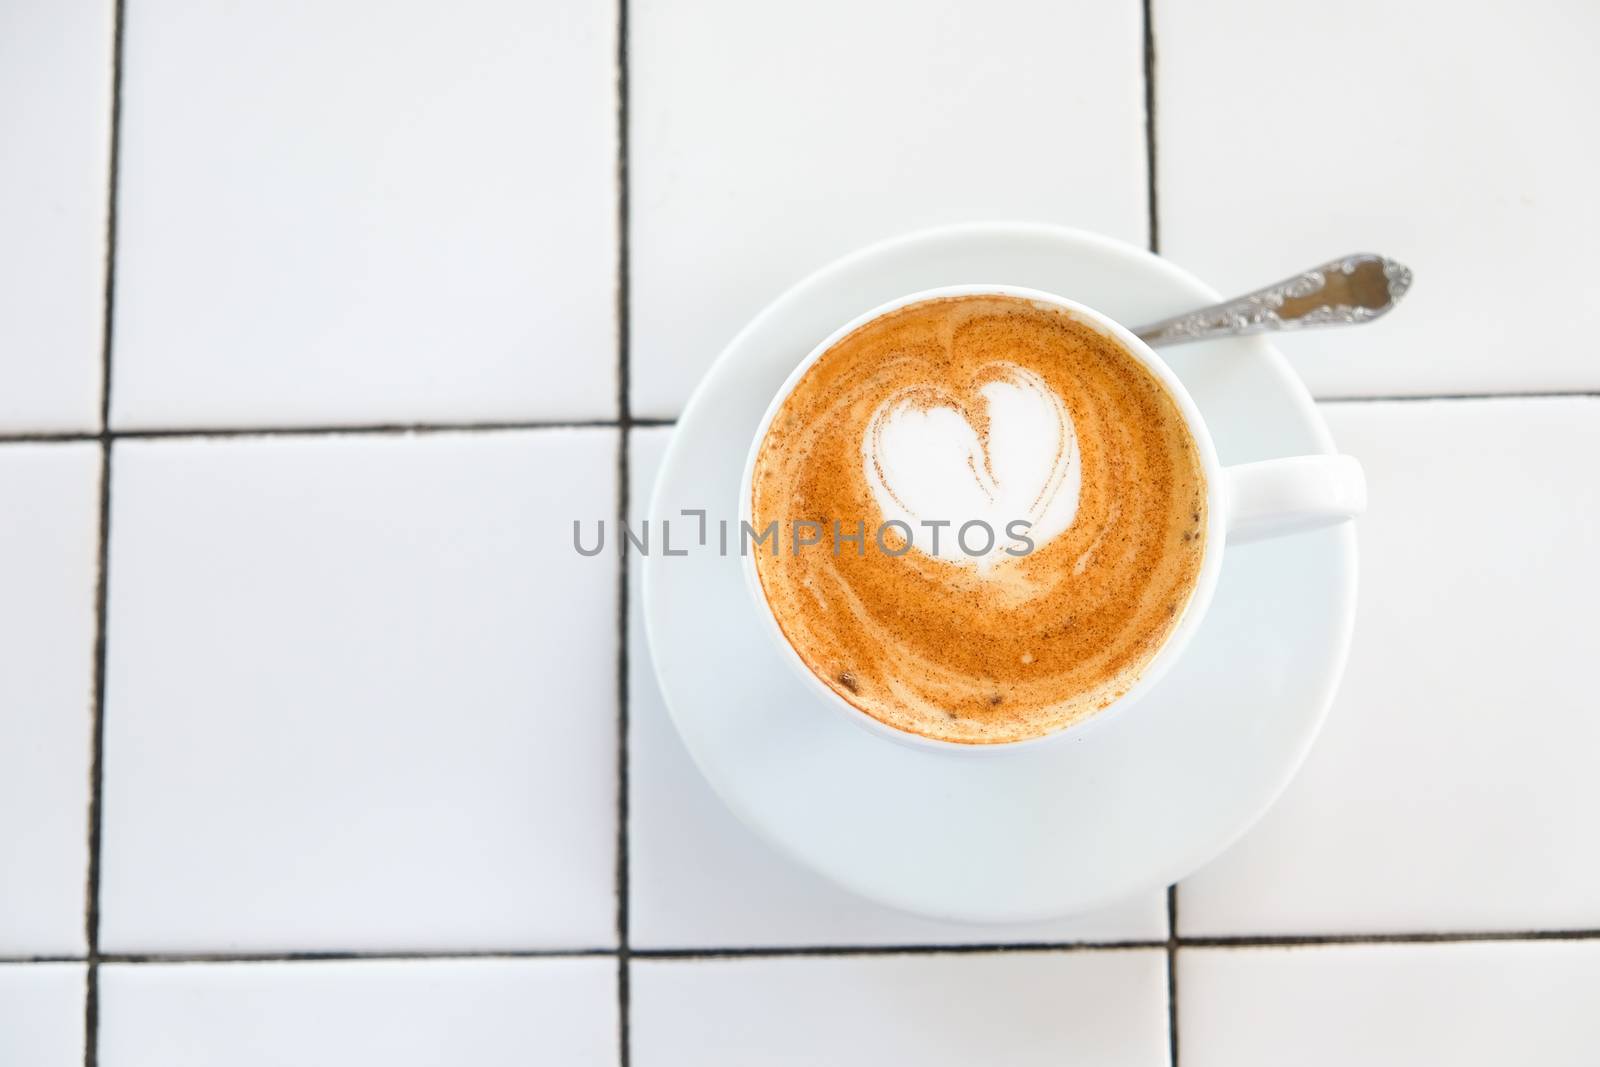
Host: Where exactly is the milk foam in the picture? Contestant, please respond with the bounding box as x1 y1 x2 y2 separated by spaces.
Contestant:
751 294 1208 744
863 362 1080 569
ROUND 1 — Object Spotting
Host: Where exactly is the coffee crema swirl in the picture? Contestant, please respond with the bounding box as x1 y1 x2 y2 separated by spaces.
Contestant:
751 294 1208 744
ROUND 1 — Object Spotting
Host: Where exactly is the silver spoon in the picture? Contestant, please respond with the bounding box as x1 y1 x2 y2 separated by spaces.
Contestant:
1133 253 1412 347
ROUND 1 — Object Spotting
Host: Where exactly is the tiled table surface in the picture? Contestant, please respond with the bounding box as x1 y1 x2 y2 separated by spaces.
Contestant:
2 0 1596 1063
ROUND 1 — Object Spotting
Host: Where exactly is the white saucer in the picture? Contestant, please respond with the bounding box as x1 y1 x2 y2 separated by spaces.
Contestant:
643 223 1357 923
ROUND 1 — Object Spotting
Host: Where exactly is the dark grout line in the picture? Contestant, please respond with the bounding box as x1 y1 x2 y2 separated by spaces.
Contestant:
615 11 632 432
82 447 111 1067
632 941 1168 961
83 447 112 962
614 1 633 1064
97 0 124 435
614 424 632 1067
1166 886 1179 1067
81 966 96 1065
115 419 628 440
1318 391 1600 405
1180 929 1600 949
1141 0 1160 256
6 929 1600 970
616 937 632 1066
0 419 681 448
95 949 617 965
0 432 103 445
85 2 127 1064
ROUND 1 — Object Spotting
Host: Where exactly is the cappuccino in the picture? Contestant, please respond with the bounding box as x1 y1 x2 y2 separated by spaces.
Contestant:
750 294 1208 743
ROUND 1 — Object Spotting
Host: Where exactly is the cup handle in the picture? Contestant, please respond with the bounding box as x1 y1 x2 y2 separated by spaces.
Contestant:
1223 455 1366 544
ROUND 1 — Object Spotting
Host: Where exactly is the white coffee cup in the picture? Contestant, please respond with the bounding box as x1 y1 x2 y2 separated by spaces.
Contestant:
739 284 1366 752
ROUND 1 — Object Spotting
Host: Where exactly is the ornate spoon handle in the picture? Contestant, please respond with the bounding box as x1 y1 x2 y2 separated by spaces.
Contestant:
1134 254 1412 347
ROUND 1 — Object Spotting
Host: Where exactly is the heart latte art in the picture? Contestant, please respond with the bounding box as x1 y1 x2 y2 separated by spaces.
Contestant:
864 361 1081 569
751 295 1208 743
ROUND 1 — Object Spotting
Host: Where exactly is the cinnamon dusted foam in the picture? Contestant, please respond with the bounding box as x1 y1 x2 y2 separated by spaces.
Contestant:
751 294 1207 743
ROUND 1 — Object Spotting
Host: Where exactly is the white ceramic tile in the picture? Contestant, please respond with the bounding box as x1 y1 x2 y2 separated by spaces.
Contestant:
1157 0 1600 397
99 958 617 1066
1181 399 1600 935
0 964 86 1067
101 431 618 951
0 445 100 955
0 0 112 431
633 950 1167 1066
627 428 1165 947
1181 942 1600 1067
630 0 1148 418
111 0 616 429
